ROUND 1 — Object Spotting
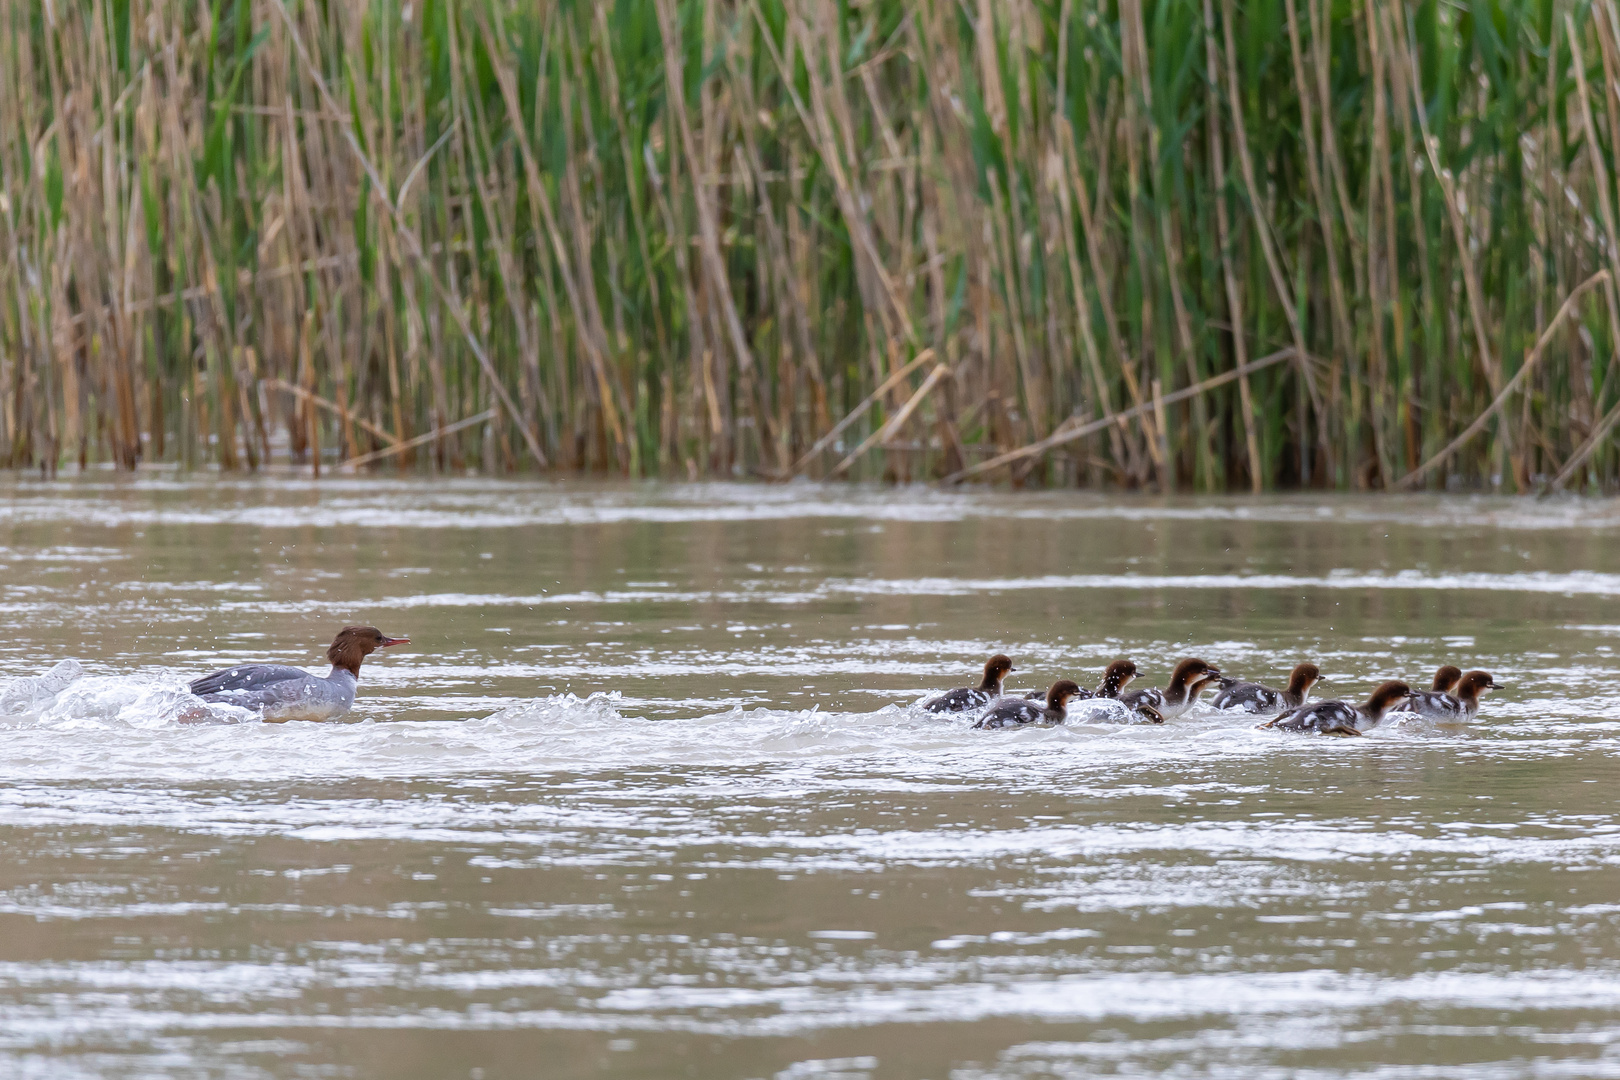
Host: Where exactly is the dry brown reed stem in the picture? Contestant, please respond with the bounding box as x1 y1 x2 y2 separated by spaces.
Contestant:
1220 0 1314 468
785 348 936 477
1202 0 1261 493
1568 11 1620 410
1399 271 1611 489
945 349 1299 484
261 378 397 448
1396 14 1501 401
265 0 546 468
340 408 497 471
828 362 950 479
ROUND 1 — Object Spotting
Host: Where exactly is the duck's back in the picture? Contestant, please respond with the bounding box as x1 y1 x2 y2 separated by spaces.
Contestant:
1394 690 1463 718
1121 687 1166 711
973 698 1052 729
1212 681 1283 713
923 686 991 714
190 664 357 721
189 664 311 699
1267 701 1362 735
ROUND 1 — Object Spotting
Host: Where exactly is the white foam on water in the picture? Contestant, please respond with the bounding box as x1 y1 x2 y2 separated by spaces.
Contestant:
0 667 253 730
0 659 84 715
0 670 1606 798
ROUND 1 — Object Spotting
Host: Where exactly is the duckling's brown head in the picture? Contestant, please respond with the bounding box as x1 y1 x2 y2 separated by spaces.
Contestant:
1099 660 1138 694
1287 662 1324 695
1432 665 1464 694
1457 670 1499 700
1046 679 1083 708
1168 658 1219 691
980 654 1016 690
1170 658 1222 702
1366 680 1413 715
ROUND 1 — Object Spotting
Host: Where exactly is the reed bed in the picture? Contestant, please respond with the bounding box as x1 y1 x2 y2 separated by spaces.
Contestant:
4 0 1620 491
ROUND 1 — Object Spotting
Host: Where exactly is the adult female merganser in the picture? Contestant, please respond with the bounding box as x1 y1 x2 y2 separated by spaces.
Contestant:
974 680 1084 729
924 654 1015 713
1120 658 1221 720
1260 680 1412 736
1395 665 1465 716
1212 662 1324 715
188 625 409 722
1391 669 1499 720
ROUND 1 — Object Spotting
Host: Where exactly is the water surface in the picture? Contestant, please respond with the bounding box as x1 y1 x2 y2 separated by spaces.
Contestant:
2 476 1619 1079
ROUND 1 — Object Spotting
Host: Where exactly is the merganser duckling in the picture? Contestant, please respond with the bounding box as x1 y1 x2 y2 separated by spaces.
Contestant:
1396 665 1465 716
1211 662 1325 716
1020 658 1138 701
974 680 1084 730
1120 658 1221 720
924 654 1015 713
1429 665 1464 693
1059 660 1163 723
1260 680 1412 736
188 625 410 722
1091 659 1138 698
1391 669 1499 720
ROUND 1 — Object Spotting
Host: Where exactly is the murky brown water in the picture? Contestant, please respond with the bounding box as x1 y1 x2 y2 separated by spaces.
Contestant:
2 476 1620 1079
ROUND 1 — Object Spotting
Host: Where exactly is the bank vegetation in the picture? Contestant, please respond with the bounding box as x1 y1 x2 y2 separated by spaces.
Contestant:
4 0 1620 491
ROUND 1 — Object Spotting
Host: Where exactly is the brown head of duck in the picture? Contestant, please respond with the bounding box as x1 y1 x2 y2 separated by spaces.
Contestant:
327 625 411 678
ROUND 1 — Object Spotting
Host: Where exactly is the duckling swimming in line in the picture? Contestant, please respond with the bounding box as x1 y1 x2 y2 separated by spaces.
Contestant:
1390 669 1499 720
974 680 1084 730
1212 662 1324 716
923 654 1016 714
1120 658 1221 720
1260 680 1412 736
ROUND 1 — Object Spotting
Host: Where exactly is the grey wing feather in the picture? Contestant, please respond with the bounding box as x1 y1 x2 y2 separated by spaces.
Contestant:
1213 682 1281 713
1120 688 1164 710
1271 702 1359 734
924 687 988 714
189 664 310 700
974 700 1041 730
1393 691 1460 718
